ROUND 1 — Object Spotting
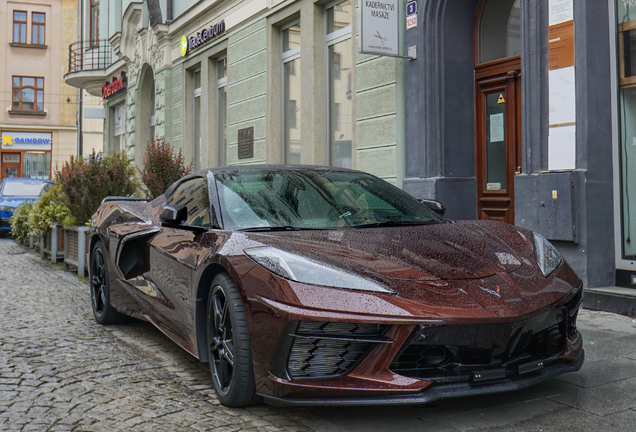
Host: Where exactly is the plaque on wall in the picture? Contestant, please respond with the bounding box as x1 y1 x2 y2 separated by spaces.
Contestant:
238 127 254 159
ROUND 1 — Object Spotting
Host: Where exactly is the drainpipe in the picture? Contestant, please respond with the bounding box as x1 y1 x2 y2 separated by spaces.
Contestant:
77 0 84 156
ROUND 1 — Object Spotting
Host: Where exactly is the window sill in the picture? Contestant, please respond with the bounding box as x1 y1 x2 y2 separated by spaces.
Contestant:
8 110 46 116
9 43 47 49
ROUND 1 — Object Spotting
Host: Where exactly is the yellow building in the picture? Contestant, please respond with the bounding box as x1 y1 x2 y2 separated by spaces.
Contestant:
0 0 102 180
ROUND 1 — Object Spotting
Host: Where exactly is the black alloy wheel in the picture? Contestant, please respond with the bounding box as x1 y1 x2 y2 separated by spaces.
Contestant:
206 273 258 407
90 241 124 324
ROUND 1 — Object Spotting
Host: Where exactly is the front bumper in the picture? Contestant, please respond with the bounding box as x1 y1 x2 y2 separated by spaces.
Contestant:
261 350 584 406
0 217 11 230
248 280 584 405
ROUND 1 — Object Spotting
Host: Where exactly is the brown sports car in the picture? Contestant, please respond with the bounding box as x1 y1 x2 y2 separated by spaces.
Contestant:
88 165 583 407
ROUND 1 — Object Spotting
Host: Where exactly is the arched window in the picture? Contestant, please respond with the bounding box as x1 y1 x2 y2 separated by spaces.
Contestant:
478 0 521 64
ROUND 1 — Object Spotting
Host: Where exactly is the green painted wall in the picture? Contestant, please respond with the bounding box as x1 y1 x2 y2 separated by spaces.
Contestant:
226 18 268 165
166 66 184 152
355 54 400 184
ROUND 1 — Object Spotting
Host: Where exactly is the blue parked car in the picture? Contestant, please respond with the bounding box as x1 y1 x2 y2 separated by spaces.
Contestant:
0 178 53 237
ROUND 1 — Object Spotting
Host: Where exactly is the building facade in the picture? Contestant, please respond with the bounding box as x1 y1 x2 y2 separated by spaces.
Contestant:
66 0 636 306
65 0 405 186
0 0 102 181
402 0 636 304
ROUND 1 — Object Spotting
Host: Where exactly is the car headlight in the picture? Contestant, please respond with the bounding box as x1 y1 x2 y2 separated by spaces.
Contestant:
532 232 562 277
244 246 395 294
0 205 13 213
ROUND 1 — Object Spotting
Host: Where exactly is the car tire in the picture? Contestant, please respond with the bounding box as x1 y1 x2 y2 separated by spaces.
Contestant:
206 273 258 407
90 240 125 325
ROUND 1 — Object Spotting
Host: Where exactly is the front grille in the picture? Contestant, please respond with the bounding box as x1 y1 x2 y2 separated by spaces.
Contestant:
296 322 388 336
391 292 582 383
286 321 388 380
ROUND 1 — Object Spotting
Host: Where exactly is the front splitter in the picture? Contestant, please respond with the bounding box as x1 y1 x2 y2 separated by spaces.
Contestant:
260 351 584 407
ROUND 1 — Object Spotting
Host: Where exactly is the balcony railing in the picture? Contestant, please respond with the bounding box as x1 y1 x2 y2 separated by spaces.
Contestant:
68 39 113 74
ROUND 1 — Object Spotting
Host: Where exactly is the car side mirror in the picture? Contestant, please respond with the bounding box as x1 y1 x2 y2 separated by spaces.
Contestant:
160 204 187 224
418 199 446 217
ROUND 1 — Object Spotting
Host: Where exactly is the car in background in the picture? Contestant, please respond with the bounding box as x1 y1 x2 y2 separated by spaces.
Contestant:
0 178 53 237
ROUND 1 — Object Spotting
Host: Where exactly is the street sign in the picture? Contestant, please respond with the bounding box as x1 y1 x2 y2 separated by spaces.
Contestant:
406 1 417 16
406 1 417 29
406 14 417 30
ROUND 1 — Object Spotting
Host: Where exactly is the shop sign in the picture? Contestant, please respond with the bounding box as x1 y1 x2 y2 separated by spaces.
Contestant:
182 20 225 57
2 132 52 151
114 105 126 137
360 0 399 56
102 71 128 100
3 154 19 163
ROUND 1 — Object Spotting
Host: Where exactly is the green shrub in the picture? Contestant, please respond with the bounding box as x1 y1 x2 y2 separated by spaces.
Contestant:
10 202 34 243
55 151 140 225
138 137 192 199
28 184 73 236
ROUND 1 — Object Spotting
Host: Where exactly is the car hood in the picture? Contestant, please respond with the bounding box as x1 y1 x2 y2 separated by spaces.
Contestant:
0 196 38 209
246 220 533 282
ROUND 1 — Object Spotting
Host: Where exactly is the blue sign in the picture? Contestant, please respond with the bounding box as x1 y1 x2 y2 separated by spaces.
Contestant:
406 1 417 16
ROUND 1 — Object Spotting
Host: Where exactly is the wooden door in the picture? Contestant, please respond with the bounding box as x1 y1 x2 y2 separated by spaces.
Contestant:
2 152 21 179
475 58 521 223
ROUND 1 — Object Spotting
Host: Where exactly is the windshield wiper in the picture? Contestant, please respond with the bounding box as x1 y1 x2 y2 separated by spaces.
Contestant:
238 225 321 232
351 220 438 229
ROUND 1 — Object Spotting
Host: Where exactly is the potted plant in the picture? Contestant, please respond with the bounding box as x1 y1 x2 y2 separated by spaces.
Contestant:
30 184 72 264
9 202 34 246
138 137 192 198
56 151 139 276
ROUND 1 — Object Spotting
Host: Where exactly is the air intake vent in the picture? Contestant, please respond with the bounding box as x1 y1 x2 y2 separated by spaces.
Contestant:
287 321 389 380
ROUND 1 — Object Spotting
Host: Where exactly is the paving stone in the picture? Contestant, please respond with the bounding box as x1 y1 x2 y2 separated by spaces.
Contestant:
0 238 309 432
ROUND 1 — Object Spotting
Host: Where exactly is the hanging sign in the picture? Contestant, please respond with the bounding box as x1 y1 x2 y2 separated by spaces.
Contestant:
360 0 399 56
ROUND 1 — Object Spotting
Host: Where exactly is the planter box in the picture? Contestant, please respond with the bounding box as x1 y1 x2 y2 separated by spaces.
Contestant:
41 224 65 264
64 226 89 277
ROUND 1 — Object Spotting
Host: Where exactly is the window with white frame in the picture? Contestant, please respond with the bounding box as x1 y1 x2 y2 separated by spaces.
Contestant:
326 0 353 168
282 21 301 164
217 56 228 166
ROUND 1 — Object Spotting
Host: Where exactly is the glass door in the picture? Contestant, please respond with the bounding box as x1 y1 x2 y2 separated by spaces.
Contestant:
2 153 21 179
475 69 521 224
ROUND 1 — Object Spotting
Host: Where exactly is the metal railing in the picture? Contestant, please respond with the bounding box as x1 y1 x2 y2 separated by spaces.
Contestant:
68 39 113 74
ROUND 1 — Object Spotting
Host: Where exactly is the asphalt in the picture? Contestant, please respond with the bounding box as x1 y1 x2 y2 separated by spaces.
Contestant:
2 237 636 431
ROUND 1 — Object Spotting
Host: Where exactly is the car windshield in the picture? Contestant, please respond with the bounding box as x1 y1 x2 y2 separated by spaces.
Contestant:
215 170 444 230
1 180 50 197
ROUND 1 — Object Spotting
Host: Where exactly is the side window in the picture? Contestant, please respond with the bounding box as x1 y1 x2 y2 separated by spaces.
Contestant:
166 178 211 227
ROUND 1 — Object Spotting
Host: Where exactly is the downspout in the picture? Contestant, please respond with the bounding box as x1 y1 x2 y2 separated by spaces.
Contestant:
78 0 84 156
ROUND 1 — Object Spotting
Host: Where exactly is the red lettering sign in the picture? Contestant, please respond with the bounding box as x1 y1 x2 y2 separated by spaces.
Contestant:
102 71 128 100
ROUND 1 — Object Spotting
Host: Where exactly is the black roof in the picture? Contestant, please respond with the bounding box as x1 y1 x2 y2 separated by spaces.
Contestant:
193 164 361 176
